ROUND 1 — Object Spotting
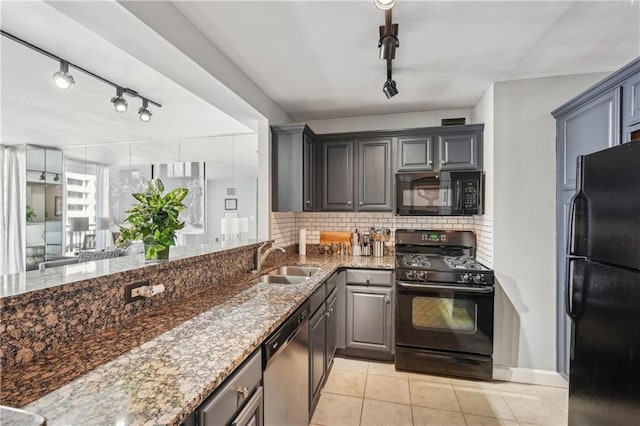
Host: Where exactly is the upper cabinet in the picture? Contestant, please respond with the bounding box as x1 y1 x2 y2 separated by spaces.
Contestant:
273 123 484 212
396 125 484 172
438 131 480 170
321 139 354 211
623 71 640 129
271 124 318 212
397 136 434 171
357 138 393 211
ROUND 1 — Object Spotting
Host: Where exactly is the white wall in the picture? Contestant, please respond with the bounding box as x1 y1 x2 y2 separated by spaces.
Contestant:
306 108 471 134
490 73 608 375
206 178 258 242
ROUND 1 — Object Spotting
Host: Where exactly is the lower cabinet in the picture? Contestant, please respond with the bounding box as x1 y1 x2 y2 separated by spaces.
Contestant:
309 275 339 418
309 302 327 413
192 349 263 426
345 285 393 354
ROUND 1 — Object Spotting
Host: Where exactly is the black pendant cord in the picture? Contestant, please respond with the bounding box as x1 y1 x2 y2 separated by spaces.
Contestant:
387 59 393 81
385 9 392 34
1 29 162 108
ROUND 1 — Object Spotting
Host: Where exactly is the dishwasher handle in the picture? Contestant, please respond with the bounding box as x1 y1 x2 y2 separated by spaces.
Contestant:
263 302 309 365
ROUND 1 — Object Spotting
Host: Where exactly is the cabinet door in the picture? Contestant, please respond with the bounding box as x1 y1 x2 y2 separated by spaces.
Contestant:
397 136 434 171
345 285 392 353
321 140 354 211
438 133 479 170
309 306 327 412
623 72 640 131
557 88 620 191
326 290 338 368
303 132 316 211
357 138 392 211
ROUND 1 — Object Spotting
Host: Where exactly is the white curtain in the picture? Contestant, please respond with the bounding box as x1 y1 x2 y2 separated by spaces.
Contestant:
0 145 26 274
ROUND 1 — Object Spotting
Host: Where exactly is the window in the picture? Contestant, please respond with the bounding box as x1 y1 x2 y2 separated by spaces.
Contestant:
65 161 98 253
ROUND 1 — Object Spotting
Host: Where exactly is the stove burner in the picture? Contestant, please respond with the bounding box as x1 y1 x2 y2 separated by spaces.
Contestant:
403 254 431 268
444 255 484 270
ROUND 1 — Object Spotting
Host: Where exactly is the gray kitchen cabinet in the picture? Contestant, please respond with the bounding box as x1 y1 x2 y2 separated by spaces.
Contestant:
326 289 338 368
622 72 640 142
321 139 354 211
438 132 480 170
271 124 318 212
397 135 435 171
309 304 326 413
345 285 393 354
357 138 393 211
552 57 640 377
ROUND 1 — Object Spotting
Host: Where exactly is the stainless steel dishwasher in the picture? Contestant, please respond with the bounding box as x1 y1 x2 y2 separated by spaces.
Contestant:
263 302 310 426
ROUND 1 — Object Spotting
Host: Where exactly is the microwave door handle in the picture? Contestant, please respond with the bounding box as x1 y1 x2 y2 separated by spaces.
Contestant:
455 180 462 211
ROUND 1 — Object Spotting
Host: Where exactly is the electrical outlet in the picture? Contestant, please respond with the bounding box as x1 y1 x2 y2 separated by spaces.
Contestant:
125 280 150 304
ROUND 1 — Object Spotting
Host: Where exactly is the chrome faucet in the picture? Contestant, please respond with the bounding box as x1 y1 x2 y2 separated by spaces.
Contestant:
253 242 285 273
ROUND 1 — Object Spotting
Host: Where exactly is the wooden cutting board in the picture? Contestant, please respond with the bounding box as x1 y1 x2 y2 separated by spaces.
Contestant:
320 231 351 246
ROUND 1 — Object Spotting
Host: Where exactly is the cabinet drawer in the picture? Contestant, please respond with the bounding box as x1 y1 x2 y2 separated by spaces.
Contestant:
198 349 262 426
326 273 337 295
346 269 393 286
310 283 326 314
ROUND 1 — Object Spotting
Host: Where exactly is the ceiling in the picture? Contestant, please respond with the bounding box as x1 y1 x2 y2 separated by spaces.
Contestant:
0 1 253 147
173 1 640 121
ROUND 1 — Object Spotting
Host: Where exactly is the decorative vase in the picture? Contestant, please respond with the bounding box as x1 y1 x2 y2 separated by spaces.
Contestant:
144 242 170 262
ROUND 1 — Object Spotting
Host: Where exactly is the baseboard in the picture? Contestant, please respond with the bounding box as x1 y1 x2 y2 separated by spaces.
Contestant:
493 365 568 388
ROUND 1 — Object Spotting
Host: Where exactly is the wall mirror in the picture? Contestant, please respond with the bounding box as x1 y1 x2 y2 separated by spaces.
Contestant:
0 2 260 276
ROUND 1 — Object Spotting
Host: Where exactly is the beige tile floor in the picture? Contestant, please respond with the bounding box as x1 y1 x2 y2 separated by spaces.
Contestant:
310 357 568 426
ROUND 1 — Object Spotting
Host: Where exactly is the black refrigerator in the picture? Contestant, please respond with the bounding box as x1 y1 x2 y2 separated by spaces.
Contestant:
566 139 640 425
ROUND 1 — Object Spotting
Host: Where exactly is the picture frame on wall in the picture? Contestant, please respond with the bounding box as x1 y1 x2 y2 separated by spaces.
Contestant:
54 196 62 217
225 198 237 211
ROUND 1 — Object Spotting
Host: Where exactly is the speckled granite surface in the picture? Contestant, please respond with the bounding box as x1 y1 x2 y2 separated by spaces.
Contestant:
1 243 261 369
0 406 45 426
5 254 394 426
0 241 264 299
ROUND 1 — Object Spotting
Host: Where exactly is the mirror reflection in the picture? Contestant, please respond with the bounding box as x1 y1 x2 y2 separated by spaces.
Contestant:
6 134 258 273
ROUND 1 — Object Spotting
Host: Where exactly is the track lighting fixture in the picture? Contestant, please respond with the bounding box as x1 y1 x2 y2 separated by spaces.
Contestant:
374 0 396 10
54 174 60 182
377 7 400 99
111 87 128 113
1 30 162 120
138 99 152 122
383 60 398 99
52 61 75 89
40 172 46 181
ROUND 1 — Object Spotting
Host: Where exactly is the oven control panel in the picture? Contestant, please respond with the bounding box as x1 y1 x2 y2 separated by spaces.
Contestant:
420 232 447 243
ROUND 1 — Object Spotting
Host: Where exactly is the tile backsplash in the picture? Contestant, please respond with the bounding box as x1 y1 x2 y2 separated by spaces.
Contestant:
272 212 493 267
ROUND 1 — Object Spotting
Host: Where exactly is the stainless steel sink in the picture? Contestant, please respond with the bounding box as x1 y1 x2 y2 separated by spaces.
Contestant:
268 266 321 277
258 275 308 284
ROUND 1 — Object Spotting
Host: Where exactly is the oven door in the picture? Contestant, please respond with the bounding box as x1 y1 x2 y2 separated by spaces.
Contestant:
396 281 494 355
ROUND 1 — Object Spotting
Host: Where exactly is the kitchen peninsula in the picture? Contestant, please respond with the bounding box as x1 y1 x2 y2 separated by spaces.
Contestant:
0 242 394 425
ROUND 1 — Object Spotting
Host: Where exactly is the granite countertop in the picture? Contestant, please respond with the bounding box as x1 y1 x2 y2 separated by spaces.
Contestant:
11 254 395 426
1 240 265 299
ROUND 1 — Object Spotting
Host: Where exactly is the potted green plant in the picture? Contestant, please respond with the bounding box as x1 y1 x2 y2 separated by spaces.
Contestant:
117 179 188 262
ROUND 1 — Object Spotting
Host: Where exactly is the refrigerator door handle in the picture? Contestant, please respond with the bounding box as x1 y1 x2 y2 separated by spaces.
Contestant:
566 257 586 319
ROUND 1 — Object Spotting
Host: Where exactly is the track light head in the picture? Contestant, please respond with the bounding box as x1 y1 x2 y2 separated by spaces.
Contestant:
138 99 152 122
52 61 75 89
374 0 396 10
383 79 398 99
379 34 399 60
53 173 60 182
39 172 46 181
111 87 128 113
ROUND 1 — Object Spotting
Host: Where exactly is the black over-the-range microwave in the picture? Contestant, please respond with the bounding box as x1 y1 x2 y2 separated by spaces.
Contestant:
395 171 484 216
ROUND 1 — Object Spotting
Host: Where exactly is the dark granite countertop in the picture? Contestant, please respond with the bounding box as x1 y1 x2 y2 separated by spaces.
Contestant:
5 254 394 426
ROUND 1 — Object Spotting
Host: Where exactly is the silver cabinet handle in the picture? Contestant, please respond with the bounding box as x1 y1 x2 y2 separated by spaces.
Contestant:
441 160 448 165
347 201 352 205
237 386 249 399
428 160 433 165
359 201 364 205
305 200 311 204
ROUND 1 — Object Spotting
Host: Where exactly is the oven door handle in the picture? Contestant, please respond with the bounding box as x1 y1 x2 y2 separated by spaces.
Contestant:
397 281 494 294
